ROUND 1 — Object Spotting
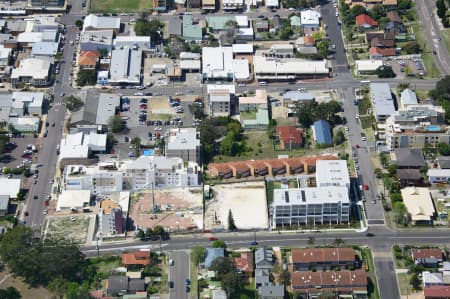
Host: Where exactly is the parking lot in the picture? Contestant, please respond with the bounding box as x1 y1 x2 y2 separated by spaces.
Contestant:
110 94 202 160
384 55 426 78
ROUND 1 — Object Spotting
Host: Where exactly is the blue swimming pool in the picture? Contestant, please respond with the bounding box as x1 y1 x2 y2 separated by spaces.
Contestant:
143 149 155 156
426 125 441 132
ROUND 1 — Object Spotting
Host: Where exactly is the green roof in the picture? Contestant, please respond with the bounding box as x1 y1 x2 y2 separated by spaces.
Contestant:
183 15 203 41
242 105 269 128
290 15 301 27
206 16 234 31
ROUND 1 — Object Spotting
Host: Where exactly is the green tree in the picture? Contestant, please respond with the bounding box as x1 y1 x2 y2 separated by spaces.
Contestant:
279 269 290 285
65 96 84 112
316 39 330 58
221 271 243 298
350 4 367 18
108 116 125 133
136 229 145 240
438 142 450 156
131 137 141 156
369 4 385 21
191 246 206 266
333 129 345 145
410 273 421 289
333 238 345 247
380 153 389 167
398 82 410 92
403 41 420 54
212 240 227 248
387 164 398 177
48 277 68 299
398 0 412 9
145 228 154 239
76 70 97 86
227 209 237 230
209 257 234 278
376 66 396 78
65 282 91 299
0 287 21 299
429 76 450 120
134 19 164 40
75 19 83 29
153 225 166 238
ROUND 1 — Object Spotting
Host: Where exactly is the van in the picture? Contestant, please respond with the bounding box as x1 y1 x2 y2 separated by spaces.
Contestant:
360 80 371 85
258 81 268 86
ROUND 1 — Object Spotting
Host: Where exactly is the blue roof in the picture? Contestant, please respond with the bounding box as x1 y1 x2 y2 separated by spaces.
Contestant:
313 120 332 145
205 247 224 268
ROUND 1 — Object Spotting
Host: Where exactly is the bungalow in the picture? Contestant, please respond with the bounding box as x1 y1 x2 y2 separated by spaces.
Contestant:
428 169 450 184
247 160 269 177
312 120 332 145
228 162 251 178
396 169 423 187
207 163 232 179
264 159 286 176
234 252 254 276
281 157 305 175
356 14 378 29
291 247 356 271
411 249 444 267
371 37 395 48
122 251 151 269
78 51 99 70
205 247 225 268
424 286 450 299
275 126 303 150
369 47 396 59
258 284 285 299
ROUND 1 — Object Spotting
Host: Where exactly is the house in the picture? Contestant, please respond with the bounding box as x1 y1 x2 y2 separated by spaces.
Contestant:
258 284 285 299
411 248 443 267
256 268 271 287
207 163 233 179
276 126 303 150
356 14 378 28
228 162 251 178
370 37 395 48
109 47 142 86
255 247 273 269
295 36 317 55
392 149 426 169
300 9 321 29
0 195 9 217
78 51 99 70
122 251 151 268
424 286 450 299
355 59 383 75
422 271 446 287
234 252 254 275
291 271 368 297
239 90 269 128
272 15 282 31
255 20 269 32
182 15 202 42
291 247 356 271
366 32 395 44
312 120 332 145
205 248 225 268
290 16 301 28
168 18 182 37
11 57 52 88
165 128 201 163
437 157 450 169
369 47 396 59
83 14 121 33
282 91 315 109
400 89 418 109
428 169 450 184
396 169 423 187
205 16 235 32
401 187 436 225
370 83 395 122
106 276 146 296
202 0 216 10
222 0 244 10
387 11 401 23
384 21 406 36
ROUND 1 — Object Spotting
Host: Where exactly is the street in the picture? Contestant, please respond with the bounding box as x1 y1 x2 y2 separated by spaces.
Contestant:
169 251 190 299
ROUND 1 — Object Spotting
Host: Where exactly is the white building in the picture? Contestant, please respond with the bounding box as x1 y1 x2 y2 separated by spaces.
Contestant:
165 127 201 163
370 83 395 122
401 187 435 224
59 132 107 160
11 58 52 88
301 9 321 28
427 169 450 184
315 160 350 189
114 36 151 52
355 60 383 75
272 186 350 227
222 0 244 10
80 30 114 53
202 47 234 81
109 47 142 85
209 88 231 116
0 45 11 67
0 178 21 199
83 14 120 32
232 59 250 81
56 189 91 211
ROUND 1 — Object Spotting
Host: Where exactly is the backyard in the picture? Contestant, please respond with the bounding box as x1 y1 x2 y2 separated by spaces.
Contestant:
90 0 153 12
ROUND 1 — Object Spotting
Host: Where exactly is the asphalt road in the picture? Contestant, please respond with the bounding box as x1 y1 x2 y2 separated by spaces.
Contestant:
415 0 450 76
169 251 190 299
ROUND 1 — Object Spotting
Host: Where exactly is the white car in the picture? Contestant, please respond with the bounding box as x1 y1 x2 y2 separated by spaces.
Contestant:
134 92 144 96
361 136 367 141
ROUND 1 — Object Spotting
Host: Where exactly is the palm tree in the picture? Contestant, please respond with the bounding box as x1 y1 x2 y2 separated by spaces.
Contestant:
307 236 315 247
333 238 345 247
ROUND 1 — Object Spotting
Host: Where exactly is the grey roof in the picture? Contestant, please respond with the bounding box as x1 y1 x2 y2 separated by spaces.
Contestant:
0 33 14 44
42 30 58 42
255 268 270 285
393 148 426 168
6 20 27 33
272 16 282 29
169 18 182 36
255 247 273 269
205 247 224 268
71 97 97 126
0 93 11 108
97 93 120 125
107 275 128 292
128 279 145 292
437 157 450 169
283 91 314 101
297 46 318 54
109 48 142 84
258 284 285 297
396 169 422 180
0 195 9 211
31 41 58 56
71 92 119 126
370 83 395 117
400 89 418 106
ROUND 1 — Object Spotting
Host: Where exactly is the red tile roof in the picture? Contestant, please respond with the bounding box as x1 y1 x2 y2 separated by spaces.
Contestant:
234 252 254 273
208 163 232 174
356 14 378 27
424 286 450 297
276 126 303 145
265 159 286 169
411 249 443 261
122 251 151 266
291 271 367 292
369 47 396 57
303 36 315 46
291 247 356 264
228 162 250 173
78 50 100 66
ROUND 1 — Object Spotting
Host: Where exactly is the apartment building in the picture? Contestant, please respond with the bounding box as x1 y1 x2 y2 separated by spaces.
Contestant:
165 128 201 163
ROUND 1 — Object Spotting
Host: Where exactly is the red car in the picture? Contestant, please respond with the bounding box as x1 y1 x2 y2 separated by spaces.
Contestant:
140 104 147 109
364 184 369 190
209 237 218 241
44 200 49 206
355 144 360 148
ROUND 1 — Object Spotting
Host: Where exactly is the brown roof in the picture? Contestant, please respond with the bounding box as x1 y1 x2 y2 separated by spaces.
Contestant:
78 50 100 66
100 199 120 214
366 32 395 43
387 11 401 23
276 126 303 145
303 36 315 46
291 271 367 292
424 286 450 297
371 37 395 48
292 247 356 264
265 159 286 169
356 14 378 27
396 169 422 180
369 47 396 57
208 163 232 174
122 251 151 266
246 160 268 170
411 249 443 261
281 157 305 169
228 162 250 173
234 252 254 273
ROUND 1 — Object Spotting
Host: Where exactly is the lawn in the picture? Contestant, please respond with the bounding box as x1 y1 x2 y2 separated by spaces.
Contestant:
240 110 257 121
90 0 153 13
357 96 371 116
441 29 450 57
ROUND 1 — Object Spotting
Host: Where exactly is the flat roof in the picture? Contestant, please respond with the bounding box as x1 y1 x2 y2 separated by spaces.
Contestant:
239 89 267 105
253 55 329 75
355 59 383 71
232 43 254 53
232 59 250 80
202 47 234 78
0 178 21 198
31 41 58 56
83 14 120 30
57 189 91 211
12 91 45 108
167 128 200 150
97 93 120 125
401 187 435 221
11 58 51 80
370 82 395 117
273 186 349 206
109 48 142 84
315 160 350 188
